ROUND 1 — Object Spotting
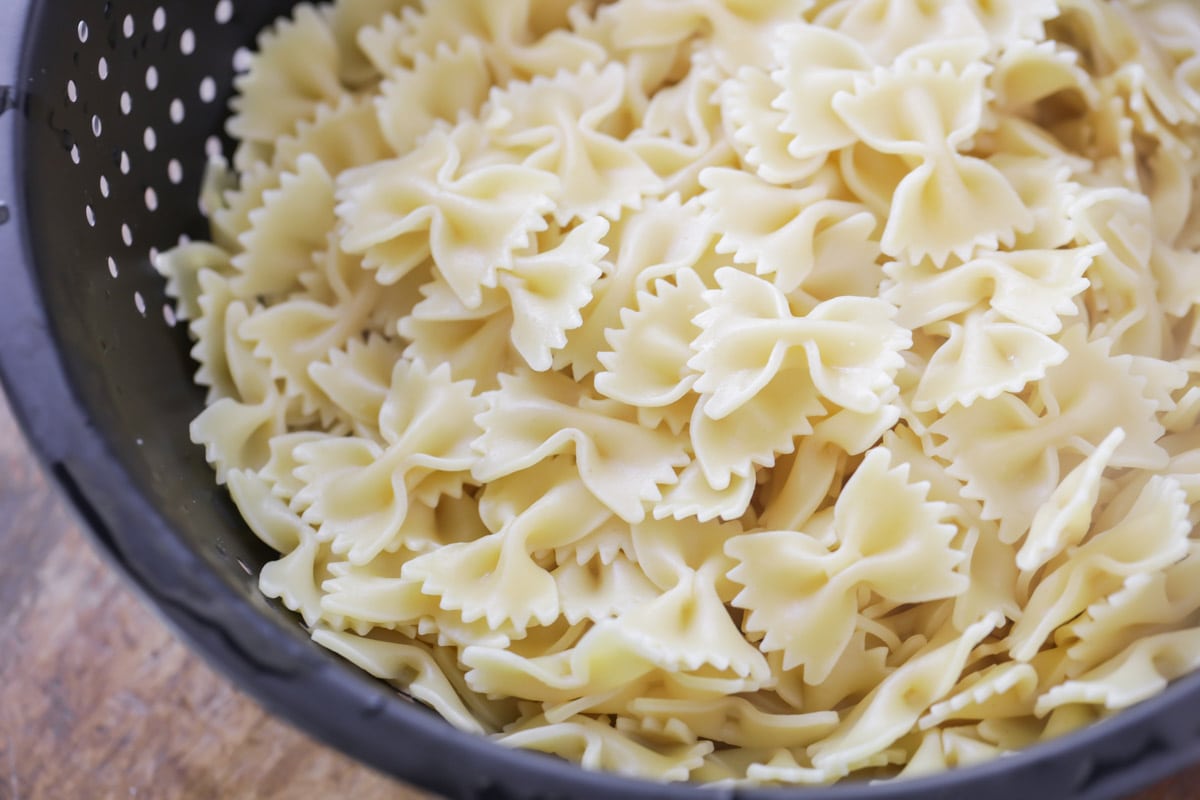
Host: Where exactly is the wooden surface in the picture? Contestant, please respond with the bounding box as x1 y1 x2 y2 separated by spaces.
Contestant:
0 383 1198 800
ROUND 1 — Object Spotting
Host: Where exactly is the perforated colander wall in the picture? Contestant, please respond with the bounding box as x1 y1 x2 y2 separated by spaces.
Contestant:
56 1 244 327
12 0 311 602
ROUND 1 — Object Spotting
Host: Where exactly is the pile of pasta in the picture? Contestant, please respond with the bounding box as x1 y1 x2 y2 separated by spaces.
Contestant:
160 0 1200 784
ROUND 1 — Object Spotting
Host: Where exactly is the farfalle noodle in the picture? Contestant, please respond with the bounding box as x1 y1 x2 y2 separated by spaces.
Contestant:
726 448 966 682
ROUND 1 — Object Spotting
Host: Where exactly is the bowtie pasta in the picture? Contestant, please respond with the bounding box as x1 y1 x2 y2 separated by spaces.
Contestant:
161 0 1200 785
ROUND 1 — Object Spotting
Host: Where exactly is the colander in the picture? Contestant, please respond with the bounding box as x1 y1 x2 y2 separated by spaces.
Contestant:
2 1 1200 798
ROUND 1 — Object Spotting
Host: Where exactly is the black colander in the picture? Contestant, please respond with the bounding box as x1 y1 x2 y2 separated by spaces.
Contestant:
2 2 1200 799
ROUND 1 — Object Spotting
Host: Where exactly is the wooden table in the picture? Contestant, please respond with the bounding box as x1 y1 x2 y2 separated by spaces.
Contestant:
1 387 1198 800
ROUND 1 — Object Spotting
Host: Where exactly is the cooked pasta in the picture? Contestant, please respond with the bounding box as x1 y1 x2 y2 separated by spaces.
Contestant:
161 0 1200 784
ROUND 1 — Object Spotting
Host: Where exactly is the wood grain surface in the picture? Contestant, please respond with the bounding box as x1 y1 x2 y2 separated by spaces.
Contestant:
0 384 1198 800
